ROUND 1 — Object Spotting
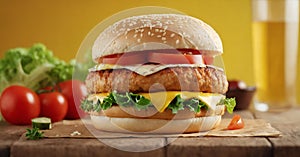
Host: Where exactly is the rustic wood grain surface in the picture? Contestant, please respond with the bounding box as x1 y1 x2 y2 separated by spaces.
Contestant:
0 122 30 157
167 110 272 157
1 108 299 157
254 109 300 157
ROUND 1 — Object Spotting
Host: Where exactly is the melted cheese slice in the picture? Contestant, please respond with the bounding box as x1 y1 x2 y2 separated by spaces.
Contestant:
88 92 225 112
87 93 108 103
89 64 207 76
141 92 225 112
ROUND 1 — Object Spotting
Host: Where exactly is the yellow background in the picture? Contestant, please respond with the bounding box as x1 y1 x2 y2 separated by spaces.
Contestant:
0 0 300 104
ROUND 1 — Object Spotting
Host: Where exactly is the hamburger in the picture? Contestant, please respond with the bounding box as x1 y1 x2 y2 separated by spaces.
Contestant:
81 14 236 133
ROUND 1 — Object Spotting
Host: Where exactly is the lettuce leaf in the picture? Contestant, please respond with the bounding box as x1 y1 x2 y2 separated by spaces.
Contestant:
101 93 116 110
81 92 235 114
167 95 209 114
167 95 184 114
80 92 152 112
184 99 208 113
219 98 236 114
0 43 76 93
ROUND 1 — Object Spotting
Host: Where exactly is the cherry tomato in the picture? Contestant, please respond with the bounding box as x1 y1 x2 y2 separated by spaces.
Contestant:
0 85 40 125
58 80 87 119
39 92 68 122
227 114 245 130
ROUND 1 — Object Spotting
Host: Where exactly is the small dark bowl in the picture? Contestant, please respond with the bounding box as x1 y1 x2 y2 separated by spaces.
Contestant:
226 87 256 110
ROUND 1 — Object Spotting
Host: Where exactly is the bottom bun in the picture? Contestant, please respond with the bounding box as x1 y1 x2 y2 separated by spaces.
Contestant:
90 115 222 133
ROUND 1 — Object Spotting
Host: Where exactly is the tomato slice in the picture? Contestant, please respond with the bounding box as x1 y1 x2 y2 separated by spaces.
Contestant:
227 114 245 130
101 53 147 65
148 53 206 64
148 53 190 64
203 56 214 65
98 49 215 65
185 55 205 64
177 48 203 55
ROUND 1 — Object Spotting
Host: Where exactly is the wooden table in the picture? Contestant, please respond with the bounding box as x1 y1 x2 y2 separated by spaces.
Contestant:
1 108 300 157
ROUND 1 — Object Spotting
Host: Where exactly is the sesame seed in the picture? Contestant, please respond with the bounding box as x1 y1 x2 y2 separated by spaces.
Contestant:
163 41 167 43
170 33 175 38
125 36 128 39
151 33 154 36
140 33 143 38
157 35 162 38
176 39 180 44
133 34 137 38
137 38 141 43
140 29 144 32
148 31 151 36
161 37 166 41
159 29 164 32
155 29 159 32
162 32 167 36
135 29 139 33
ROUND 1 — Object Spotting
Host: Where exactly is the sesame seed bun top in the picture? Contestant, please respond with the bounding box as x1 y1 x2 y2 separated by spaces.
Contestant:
92 14 223 62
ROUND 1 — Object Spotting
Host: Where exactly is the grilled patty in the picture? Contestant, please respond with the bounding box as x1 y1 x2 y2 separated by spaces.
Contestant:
85 66 228 94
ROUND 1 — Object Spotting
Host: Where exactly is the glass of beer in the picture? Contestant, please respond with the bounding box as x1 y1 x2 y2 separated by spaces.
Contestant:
252 0 299 112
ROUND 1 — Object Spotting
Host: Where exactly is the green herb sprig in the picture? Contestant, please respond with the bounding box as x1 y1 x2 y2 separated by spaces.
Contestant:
25 127 44 140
